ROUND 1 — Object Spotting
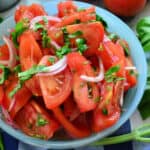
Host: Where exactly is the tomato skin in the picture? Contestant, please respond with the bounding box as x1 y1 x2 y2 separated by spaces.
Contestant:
0 86 4 105
58 1 77 17
92 81 121 132
2 76 32 119
39 68 72 109
67 52 100 112
125 57 137 91
98 41 126 77
0 44 9 61
67 22 104 56
15 100 60 140
19 31 43 96
15 4 47 22
63 96 80 121
57 7 96 27
52 107 90 138
104 0 146 17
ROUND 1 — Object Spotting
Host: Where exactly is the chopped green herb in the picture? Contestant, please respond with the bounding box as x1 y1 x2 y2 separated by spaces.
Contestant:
15 55 20 61
105 65 125 83
11 19 29 47
119 41 130 56
62 27 70 45
56 45 71 58
108 33 119 42
0 17 3 23
34 23 44 31
94 96 101 103
0 65 11 84
68 31 83 39
36 114 48 126
41 30 51 48
77 8 86 12
102 108 108 115
43 16 48 24
48 57 55 64
76 38 88 54
13 65 22 73
96 14 107 28
31 134 46 139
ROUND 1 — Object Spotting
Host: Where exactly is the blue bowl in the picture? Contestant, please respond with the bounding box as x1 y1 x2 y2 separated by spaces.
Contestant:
0 0 147 149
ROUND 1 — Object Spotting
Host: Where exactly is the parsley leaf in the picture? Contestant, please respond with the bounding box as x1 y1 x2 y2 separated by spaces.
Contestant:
11 19 29 47
76 38 88 54
48 57 56 64
41 30 51 48
0 65 11 84
96 14 107 28
119 40 130 56
34 23 44 31
68 31 83 39
56 45 71 58
36 114 48 127
13 65 22 73
105 65 125 83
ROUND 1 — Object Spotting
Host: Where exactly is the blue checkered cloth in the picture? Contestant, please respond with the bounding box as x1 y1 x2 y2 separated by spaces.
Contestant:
1 113 150 150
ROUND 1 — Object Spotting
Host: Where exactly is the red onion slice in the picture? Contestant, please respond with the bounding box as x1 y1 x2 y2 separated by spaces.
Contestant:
103 34 111 42
125 66 136 70
30 15 61 30
2 36 17 67
8 97 16 112
80 58 104 82
37 56 67 76
51 40 61 50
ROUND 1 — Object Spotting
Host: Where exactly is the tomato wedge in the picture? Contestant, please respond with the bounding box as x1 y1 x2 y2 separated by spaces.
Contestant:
15 4 47 22
58 1 77 17
0 44 9 61
0 86 4 105
97 41 126 77
125 57 137 91
52 107 90 138
92 81 121 132
15 100 60 139
39 56 72 109
67 52 100 112
19 31 42 96
57 7 96 27
66 22 104 56
2 76 32 119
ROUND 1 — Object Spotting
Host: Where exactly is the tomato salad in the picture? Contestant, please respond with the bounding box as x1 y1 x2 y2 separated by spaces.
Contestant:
0 1 137 140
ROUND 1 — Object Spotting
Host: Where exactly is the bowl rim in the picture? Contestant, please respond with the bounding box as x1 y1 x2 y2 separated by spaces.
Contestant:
0 0 147 149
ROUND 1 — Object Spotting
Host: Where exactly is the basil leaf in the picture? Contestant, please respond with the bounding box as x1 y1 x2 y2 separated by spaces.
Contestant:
0 65 11 84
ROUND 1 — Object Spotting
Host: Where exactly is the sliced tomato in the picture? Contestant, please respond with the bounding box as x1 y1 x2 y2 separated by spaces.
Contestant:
63 96 80 121
52 107 90 138
56 7 96 27
15 4 47 22
38 55 72 109
19 31 42 96
67 52 99 112
15 100 60 139
39 68 72 109
125 57 137 91
0 86 4 105
2 76 32 119
66 22 104 56
92 81 121 132
0 44 9 61
58 1 77 17
97 41 126 77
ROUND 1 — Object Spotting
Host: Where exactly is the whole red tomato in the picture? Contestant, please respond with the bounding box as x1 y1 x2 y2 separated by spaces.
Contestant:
103 0 146 17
